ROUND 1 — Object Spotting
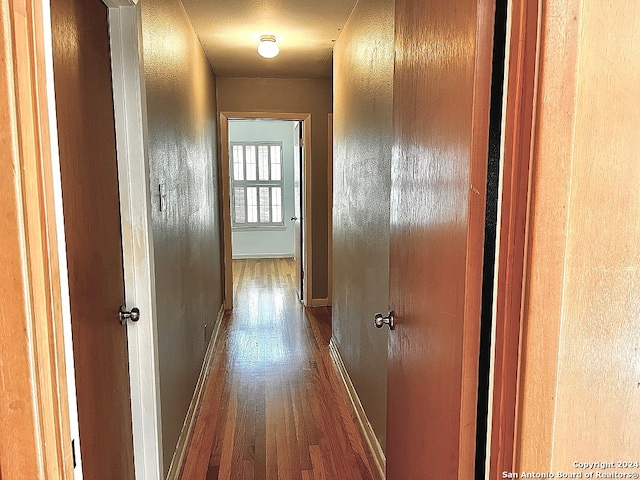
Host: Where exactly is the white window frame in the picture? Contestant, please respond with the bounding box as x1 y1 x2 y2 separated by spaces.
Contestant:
231 142 285 228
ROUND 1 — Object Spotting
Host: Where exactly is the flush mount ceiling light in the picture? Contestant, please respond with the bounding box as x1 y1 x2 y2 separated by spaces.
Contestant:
258 35 279 59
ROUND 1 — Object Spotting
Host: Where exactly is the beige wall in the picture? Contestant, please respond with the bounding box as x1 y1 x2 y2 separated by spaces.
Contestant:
141 0 223 472
217 77 332 300
332 0 395 451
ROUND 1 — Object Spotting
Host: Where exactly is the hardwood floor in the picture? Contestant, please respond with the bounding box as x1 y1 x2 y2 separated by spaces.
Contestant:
179 258 380 480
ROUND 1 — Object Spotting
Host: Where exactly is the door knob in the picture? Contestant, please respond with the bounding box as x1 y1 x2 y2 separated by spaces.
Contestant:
374 311 394 330
290 216 298 221
119 305 140 325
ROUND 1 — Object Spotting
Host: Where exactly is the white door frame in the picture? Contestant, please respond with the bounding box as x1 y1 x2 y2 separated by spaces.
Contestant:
105 1 163 478
327 113 333 306
220 112 312 308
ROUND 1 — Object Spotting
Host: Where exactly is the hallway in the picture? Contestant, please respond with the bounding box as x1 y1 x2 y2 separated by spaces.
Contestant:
179 259 380 479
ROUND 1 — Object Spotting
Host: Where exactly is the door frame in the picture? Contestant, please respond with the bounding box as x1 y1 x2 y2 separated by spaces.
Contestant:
220 112 312 308
327 113 333 306
1 0 74 476
486 0 539 477
2 0 164 477
3 0 540 476
104 1 164 478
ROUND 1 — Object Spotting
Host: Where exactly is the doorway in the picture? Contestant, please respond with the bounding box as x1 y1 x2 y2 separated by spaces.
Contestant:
49 2 162 478
220 112 312 309
50 0 135 477
228 119 301 305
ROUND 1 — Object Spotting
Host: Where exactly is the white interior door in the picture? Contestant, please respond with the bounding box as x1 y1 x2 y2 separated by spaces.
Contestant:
292 121 304 301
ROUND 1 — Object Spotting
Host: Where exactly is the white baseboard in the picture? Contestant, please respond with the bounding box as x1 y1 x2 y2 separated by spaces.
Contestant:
309 297 329 307
165 304 225 479
328 339 386 479
231 253 294 259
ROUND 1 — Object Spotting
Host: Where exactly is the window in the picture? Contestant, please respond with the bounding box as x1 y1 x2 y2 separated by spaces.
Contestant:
231 142 284 227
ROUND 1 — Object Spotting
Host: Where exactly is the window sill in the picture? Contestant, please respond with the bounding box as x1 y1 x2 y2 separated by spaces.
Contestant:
232 225 288 232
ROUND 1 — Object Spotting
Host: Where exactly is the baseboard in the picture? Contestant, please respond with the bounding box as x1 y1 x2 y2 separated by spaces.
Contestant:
231 253 294 259
166 304 225 480
309 297 329 307
328 339 386 479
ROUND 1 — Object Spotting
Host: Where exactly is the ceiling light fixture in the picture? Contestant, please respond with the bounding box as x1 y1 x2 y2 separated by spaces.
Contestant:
258 35 279 59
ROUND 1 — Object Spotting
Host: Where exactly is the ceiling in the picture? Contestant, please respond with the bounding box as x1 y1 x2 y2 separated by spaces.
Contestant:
180 0 358 79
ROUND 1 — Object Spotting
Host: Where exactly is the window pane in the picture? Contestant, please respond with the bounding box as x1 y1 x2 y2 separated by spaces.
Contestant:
247 187 258 222
246 145 257 181
233 187 246 224
259 187 270 222
230 142 284 227
258 146 269 180
232 145 244 181
270 145 281 181
271 187 282 223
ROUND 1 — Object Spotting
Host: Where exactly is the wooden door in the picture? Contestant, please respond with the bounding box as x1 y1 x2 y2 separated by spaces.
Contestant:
51 0 135 478
292 122 304 301
386 0 495 477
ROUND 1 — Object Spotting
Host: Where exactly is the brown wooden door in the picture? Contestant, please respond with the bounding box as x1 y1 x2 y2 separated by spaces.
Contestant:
386 0 495 477
292 122 304 301
51 0 135 478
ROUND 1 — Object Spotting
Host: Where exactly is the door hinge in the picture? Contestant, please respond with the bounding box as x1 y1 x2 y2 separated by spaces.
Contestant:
299 137 305 147
72 439 77 468
301 270 304 279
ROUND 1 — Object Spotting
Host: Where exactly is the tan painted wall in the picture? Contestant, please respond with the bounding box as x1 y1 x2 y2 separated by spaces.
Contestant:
332 0 395 451
141 0 223 472
217 77 332 300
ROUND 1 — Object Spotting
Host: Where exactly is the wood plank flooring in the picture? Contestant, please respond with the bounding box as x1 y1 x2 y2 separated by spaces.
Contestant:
179 258 380 480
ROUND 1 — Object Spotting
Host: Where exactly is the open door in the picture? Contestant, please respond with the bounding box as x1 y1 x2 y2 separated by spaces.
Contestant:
385 0 495 477
292 121 304 302
51 0 135 477
221 113 311 309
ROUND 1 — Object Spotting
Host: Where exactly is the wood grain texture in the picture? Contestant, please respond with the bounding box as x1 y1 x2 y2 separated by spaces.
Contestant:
387 0 494 477
460 0 495 473
515 0 640 472
488 0 540 476
179 259 381 480
50 0 135 477
0 0 73 477
512 0 581 471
